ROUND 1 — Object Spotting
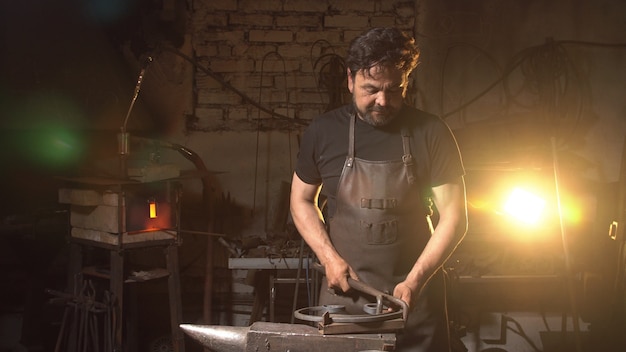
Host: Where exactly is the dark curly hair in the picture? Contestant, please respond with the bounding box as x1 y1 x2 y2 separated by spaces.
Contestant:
346 27 420 80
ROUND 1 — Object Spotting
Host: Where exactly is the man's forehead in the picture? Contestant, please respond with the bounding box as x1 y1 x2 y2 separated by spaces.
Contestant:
359 64 393 75
356 65 406 85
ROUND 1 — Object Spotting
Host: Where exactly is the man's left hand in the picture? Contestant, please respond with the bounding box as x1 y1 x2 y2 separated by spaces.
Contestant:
393 281 416 310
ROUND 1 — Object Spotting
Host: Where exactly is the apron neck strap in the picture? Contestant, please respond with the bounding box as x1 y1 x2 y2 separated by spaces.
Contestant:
348 114 415 186
349 113 356 158
346 113 356 167
401 128 416 185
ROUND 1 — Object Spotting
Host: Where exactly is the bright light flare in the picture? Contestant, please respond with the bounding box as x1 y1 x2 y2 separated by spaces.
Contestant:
503 188 546 225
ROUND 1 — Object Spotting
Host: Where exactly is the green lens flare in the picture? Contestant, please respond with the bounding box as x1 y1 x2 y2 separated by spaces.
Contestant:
25 128 84 168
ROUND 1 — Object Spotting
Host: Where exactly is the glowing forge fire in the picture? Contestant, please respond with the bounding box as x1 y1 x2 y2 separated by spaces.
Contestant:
503 187 546 225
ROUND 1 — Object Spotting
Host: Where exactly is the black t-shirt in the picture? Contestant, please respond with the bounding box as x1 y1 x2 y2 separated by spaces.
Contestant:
295 104 465 218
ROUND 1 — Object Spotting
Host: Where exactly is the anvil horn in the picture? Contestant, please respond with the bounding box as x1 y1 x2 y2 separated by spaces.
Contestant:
179 324 246 351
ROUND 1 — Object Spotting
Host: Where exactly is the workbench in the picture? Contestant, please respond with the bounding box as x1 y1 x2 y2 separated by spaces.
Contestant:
228 256 317 324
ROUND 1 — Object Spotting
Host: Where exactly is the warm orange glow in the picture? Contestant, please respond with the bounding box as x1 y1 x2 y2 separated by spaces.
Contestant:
149 200 157 219
560 197 583 225
503 187 546 225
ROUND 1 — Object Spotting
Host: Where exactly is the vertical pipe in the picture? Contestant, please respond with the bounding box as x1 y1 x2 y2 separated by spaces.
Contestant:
551 136 583 352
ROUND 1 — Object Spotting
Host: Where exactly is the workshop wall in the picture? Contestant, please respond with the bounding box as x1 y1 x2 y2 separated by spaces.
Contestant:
162 0 626 241
414 0 626 183
188 0 414 129
168 1 626 329
160 0 420 238
1 0 624 254
1 0 626 348
4 0 623 240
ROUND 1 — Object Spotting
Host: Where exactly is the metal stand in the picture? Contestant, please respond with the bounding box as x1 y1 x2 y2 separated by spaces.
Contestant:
61 179 185 352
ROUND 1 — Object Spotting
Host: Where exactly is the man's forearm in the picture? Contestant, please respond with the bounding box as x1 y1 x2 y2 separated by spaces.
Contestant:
290 173 355 291
404 216 465 293
289 174 341 268
404 179 467 295
290 197 355 291
290 199 335 264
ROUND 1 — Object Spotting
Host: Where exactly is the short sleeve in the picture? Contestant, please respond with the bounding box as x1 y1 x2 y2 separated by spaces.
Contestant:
428 117 465 186
294 119 323 185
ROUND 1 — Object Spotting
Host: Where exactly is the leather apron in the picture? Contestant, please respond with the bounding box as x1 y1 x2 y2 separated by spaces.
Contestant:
318 113 431 313
317 114 449 352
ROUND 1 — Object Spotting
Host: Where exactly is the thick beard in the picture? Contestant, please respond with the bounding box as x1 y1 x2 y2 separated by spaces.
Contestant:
354 102 397 127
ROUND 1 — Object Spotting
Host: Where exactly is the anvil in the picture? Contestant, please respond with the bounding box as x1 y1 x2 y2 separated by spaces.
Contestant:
180 321 397 351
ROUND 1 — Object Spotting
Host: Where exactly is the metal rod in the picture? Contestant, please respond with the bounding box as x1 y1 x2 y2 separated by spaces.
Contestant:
551 136 583 352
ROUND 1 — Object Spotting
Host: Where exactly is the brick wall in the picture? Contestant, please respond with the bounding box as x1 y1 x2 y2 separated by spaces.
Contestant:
188 0 416 132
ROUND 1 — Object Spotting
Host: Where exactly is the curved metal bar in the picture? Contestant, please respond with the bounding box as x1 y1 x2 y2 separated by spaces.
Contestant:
293 306 403 324
311 263 409 322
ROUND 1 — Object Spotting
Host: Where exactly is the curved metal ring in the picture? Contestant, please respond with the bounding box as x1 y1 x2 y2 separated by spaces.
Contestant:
293 306 403 324
363 303 390 315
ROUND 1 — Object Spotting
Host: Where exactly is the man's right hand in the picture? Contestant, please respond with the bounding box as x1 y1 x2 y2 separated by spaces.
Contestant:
324 256 358 293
